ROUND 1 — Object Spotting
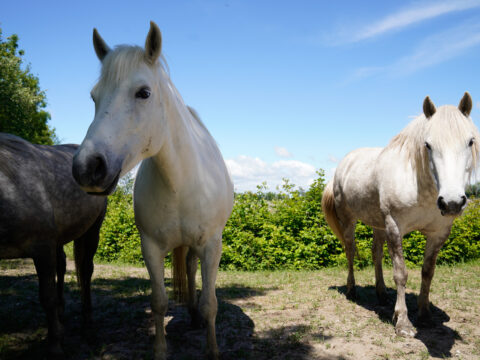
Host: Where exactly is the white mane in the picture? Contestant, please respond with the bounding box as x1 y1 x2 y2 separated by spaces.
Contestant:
384 105 479 178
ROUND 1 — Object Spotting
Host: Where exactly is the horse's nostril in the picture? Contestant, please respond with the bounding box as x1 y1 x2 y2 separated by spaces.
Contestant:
91 155 107 183
437 196 447 211
461 195 467 207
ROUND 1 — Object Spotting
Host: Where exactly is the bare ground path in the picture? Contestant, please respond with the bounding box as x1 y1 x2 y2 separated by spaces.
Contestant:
1 259 479 359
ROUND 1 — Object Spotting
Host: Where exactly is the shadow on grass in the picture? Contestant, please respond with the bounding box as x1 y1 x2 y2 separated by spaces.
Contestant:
248 325 344 360
329 284 460 359
0 267 342 360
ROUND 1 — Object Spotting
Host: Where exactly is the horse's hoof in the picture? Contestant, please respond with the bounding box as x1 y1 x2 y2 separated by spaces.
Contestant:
395 323 416 337
346 287 356 301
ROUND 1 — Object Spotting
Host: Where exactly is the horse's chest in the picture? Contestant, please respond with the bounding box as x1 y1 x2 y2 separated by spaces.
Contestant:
135 192 213 241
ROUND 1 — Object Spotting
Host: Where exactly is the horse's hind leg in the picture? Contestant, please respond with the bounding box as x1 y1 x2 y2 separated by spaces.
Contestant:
33 250 64 357
372 229 388 305
141 236 168 360
56 246 67 320
343 223 357 300
199 235 222 360
417 231 448 325
73 213 103 328
186 249 201 328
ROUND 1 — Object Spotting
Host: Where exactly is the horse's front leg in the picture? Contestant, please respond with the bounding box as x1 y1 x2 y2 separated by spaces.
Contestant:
73 213 102 330
33 250 64 358
417 230 449 325
385 216 415 337
199 235 222 360
141 236 168 360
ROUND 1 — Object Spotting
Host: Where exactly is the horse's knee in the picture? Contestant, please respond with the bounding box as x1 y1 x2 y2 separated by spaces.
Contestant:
393 266 408 286
151 290 168 315
421 263 435 280
199 293 217 320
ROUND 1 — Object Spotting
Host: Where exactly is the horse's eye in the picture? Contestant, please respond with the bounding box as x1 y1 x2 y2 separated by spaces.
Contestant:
135 87 151 99
469 138 475 147
425 142 431 150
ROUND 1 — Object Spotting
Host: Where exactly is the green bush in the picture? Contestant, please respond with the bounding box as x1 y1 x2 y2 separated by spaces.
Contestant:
94 171 480 270
96 179 144 265
221 172 344 270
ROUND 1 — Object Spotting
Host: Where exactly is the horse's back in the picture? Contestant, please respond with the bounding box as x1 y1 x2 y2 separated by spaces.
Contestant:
0 134 56 251
334 147 382 196
333 147 384 227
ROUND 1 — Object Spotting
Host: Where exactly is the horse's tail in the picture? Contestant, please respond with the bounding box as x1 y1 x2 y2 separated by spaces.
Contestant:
321 180 345 247
172 246 188 303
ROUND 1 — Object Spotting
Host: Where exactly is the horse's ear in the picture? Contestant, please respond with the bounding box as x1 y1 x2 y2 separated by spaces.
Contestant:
93 28 110 61
423 96 436 118
458 92 473 117
145 21 162 64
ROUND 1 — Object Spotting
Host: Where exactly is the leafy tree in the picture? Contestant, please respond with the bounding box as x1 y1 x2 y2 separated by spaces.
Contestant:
0 27 56 144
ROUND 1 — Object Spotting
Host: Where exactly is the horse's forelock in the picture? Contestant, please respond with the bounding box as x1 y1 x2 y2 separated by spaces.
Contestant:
94 45 169 93
99 46 147 86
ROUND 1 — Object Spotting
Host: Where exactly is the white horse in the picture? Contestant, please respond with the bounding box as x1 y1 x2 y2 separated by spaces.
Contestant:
72 22 234 359
322 93 479 337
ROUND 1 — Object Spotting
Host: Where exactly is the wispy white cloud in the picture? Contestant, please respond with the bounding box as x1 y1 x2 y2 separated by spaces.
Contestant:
325 0 480 45
226 155 316 192
350 21 480 80
274 146 293 158
328 154 339 163
353 0 480 42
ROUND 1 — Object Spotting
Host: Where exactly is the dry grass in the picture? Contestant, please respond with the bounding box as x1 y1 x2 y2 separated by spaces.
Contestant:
1 259 479 359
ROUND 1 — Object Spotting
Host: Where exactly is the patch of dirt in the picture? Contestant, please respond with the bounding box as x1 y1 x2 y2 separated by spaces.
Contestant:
1 259 479 359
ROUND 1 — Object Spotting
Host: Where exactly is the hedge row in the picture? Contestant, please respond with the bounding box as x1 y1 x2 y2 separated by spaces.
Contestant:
95 172 480 269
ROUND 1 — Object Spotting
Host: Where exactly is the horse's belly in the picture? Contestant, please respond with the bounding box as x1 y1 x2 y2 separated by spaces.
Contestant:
0 245 31 259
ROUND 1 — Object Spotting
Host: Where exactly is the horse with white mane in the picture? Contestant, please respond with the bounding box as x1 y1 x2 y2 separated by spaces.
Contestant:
72 22 233 359
322 93 479 337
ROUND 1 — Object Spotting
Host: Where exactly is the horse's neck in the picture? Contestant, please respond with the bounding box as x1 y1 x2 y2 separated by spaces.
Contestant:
416 167 438 202
150 80 199 192
403 149 438 203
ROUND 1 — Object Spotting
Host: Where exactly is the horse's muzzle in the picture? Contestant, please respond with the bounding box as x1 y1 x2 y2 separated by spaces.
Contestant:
72 150 121 195
437 195 467 216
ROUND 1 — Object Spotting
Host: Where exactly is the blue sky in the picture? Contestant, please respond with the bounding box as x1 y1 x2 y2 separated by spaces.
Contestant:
3 0 480 191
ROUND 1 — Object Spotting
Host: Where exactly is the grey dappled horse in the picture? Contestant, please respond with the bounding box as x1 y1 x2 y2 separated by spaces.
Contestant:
0 133 107 358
